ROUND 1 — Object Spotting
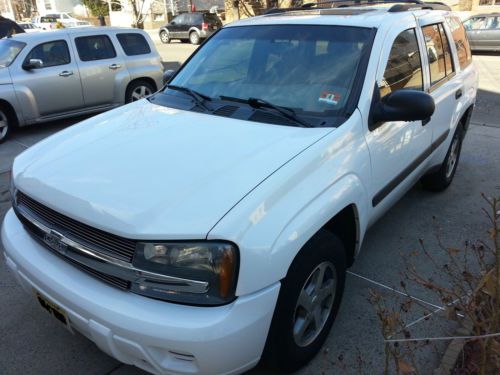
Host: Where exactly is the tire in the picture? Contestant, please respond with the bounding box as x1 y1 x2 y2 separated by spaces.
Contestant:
125 80 155 103
421 125 464 192
263 230 347 372
0 106 13 144
189 31 200 45
159 30 170 44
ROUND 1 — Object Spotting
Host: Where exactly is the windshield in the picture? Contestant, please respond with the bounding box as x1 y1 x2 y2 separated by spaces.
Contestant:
0 39 25 68
169 25 373 119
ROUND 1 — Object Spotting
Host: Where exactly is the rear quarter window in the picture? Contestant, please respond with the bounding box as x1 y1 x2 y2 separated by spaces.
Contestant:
117 33 151 56
445 17 472 70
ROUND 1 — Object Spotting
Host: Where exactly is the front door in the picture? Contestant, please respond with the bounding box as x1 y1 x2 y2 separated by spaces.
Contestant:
12 39 84 119
364 25 432 219
71 33 128 107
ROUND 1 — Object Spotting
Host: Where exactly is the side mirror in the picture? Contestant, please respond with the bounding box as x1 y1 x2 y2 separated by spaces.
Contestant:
370 89 435 128
22 58 43 70
163 69 176 84
170 21 176 25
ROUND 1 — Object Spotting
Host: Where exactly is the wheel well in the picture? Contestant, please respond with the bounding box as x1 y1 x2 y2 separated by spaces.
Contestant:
322 204 359 267
459 104 474 131
0 99 19 128
125 78 157 101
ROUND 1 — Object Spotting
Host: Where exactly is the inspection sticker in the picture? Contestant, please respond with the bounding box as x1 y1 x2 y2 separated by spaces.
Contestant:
318 91 341 106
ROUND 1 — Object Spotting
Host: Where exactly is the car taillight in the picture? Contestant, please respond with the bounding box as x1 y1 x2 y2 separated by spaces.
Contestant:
202 22 208 30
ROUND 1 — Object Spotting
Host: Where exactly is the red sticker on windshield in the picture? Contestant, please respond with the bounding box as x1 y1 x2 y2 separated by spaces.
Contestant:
319 91 341 105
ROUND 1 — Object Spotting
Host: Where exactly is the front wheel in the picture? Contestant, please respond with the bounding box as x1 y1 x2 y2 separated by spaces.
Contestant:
125 80 155 103
189 31 200 45
159 30 170 44
0 107 13 144
263 230 346 372
421 125 464 192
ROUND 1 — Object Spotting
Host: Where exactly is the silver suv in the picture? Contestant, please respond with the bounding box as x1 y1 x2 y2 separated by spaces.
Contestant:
0 27 164 143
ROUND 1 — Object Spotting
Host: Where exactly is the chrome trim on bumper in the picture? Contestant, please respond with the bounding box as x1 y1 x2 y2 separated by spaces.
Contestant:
14 205 209 294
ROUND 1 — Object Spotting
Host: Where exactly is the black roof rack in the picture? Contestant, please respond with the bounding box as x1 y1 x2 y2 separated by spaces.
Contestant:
264 0 450 15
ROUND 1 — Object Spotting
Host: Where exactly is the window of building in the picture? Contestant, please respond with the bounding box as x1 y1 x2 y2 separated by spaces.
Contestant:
25 40 70 68
380 29 423 98
445 17 472 70
75 35 116 61
117 33 151 56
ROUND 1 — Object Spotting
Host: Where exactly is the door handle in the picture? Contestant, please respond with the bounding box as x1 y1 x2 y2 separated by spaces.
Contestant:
455 89 463 99
59 71 73 77
109 64 121 70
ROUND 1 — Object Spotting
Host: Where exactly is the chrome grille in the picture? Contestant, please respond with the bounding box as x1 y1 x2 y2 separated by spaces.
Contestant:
16 191 137 262
14 207 130 290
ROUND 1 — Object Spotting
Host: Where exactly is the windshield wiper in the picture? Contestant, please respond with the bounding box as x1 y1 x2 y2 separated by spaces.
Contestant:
220 96 311 128
165 84 212 112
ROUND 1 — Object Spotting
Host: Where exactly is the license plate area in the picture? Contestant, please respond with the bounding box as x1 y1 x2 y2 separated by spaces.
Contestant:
35 290 73 333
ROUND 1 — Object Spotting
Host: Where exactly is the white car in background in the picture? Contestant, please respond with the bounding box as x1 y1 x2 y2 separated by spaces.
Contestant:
31 16 58 30
18 22 41 33
45 12 92 28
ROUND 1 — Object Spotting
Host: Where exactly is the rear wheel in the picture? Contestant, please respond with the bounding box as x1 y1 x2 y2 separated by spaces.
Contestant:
125 80 155 103
0 106 13 144
159 30 170 44
421 125 464 192
189 31 200 45
263 230 346 372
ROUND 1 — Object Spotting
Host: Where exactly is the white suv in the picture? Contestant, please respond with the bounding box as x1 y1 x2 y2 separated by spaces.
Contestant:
2 2 477 374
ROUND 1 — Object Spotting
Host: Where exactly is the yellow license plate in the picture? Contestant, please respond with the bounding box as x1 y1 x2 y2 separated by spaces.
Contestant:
34 290 73 333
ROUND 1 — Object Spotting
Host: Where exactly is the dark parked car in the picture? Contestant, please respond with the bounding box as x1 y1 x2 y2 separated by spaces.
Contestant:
463 13 500 51
159 12 222 45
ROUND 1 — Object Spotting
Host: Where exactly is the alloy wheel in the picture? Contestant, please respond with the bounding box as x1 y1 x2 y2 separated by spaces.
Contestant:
130 85 152 101
446 134 460 179
293 261 337 347
0 110 8 141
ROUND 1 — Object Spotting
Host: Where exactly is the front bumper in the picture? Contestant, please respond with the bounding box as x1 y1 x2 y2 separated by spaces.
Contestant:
2 209 280 375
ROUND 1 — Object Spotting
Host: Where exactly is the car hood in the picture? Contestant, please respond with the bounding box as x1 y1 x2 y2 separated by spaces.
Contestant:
13 100 333 239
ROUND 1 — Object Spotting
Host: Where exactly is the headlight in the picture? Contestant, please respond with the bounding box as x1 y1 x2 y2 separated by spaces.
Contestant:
132 241 239 305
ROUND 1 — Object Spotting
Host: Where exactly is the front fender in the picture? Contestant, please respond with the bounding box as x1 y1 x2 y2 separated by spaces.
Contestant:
208 112 371 296
0 83 25 126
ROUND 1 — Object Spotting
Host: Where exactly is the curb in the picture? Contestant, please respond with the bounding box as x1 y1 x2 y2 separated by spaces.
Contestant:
433 320 473 375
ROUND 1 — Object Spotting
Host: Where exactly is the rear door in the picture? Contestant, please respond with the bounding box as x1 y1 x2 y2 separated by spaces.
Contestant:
12 38 84 119
179 14 192 39
70 33 129 106
169 14 185 39
418 21 461 150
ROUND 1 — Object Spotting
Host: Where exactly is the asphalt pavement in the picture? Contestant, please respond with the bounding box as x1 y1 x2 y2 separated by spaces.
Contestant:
0 46 499 375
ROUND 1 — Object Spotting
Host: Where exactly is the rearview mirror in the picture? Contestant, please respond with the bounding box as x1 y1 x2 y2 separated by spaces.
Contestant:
370 89 435 129
22 58 43 70
163 69 176 84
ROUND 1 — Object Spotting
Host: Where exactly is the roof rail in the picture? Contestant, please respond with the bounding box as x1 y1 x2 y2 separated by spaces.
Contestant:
264 0 450 15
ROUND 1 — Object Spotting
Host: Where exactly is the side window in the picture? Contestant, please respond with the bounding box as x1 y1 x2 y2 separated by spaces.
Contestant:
485 16 499 29
445 17 472 70
422 24 449 87
117 33 151 56
75 35 116 61
380 29 423 98
464 17 486 30
174 14 186 24
438 24 454 76
25 40 70 68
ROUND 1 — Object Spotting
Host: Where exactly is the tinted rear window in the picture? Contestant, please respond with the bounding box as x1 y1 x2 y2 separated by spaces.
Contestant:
75 35 117 61
204 14 220 23
117 33 151 56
